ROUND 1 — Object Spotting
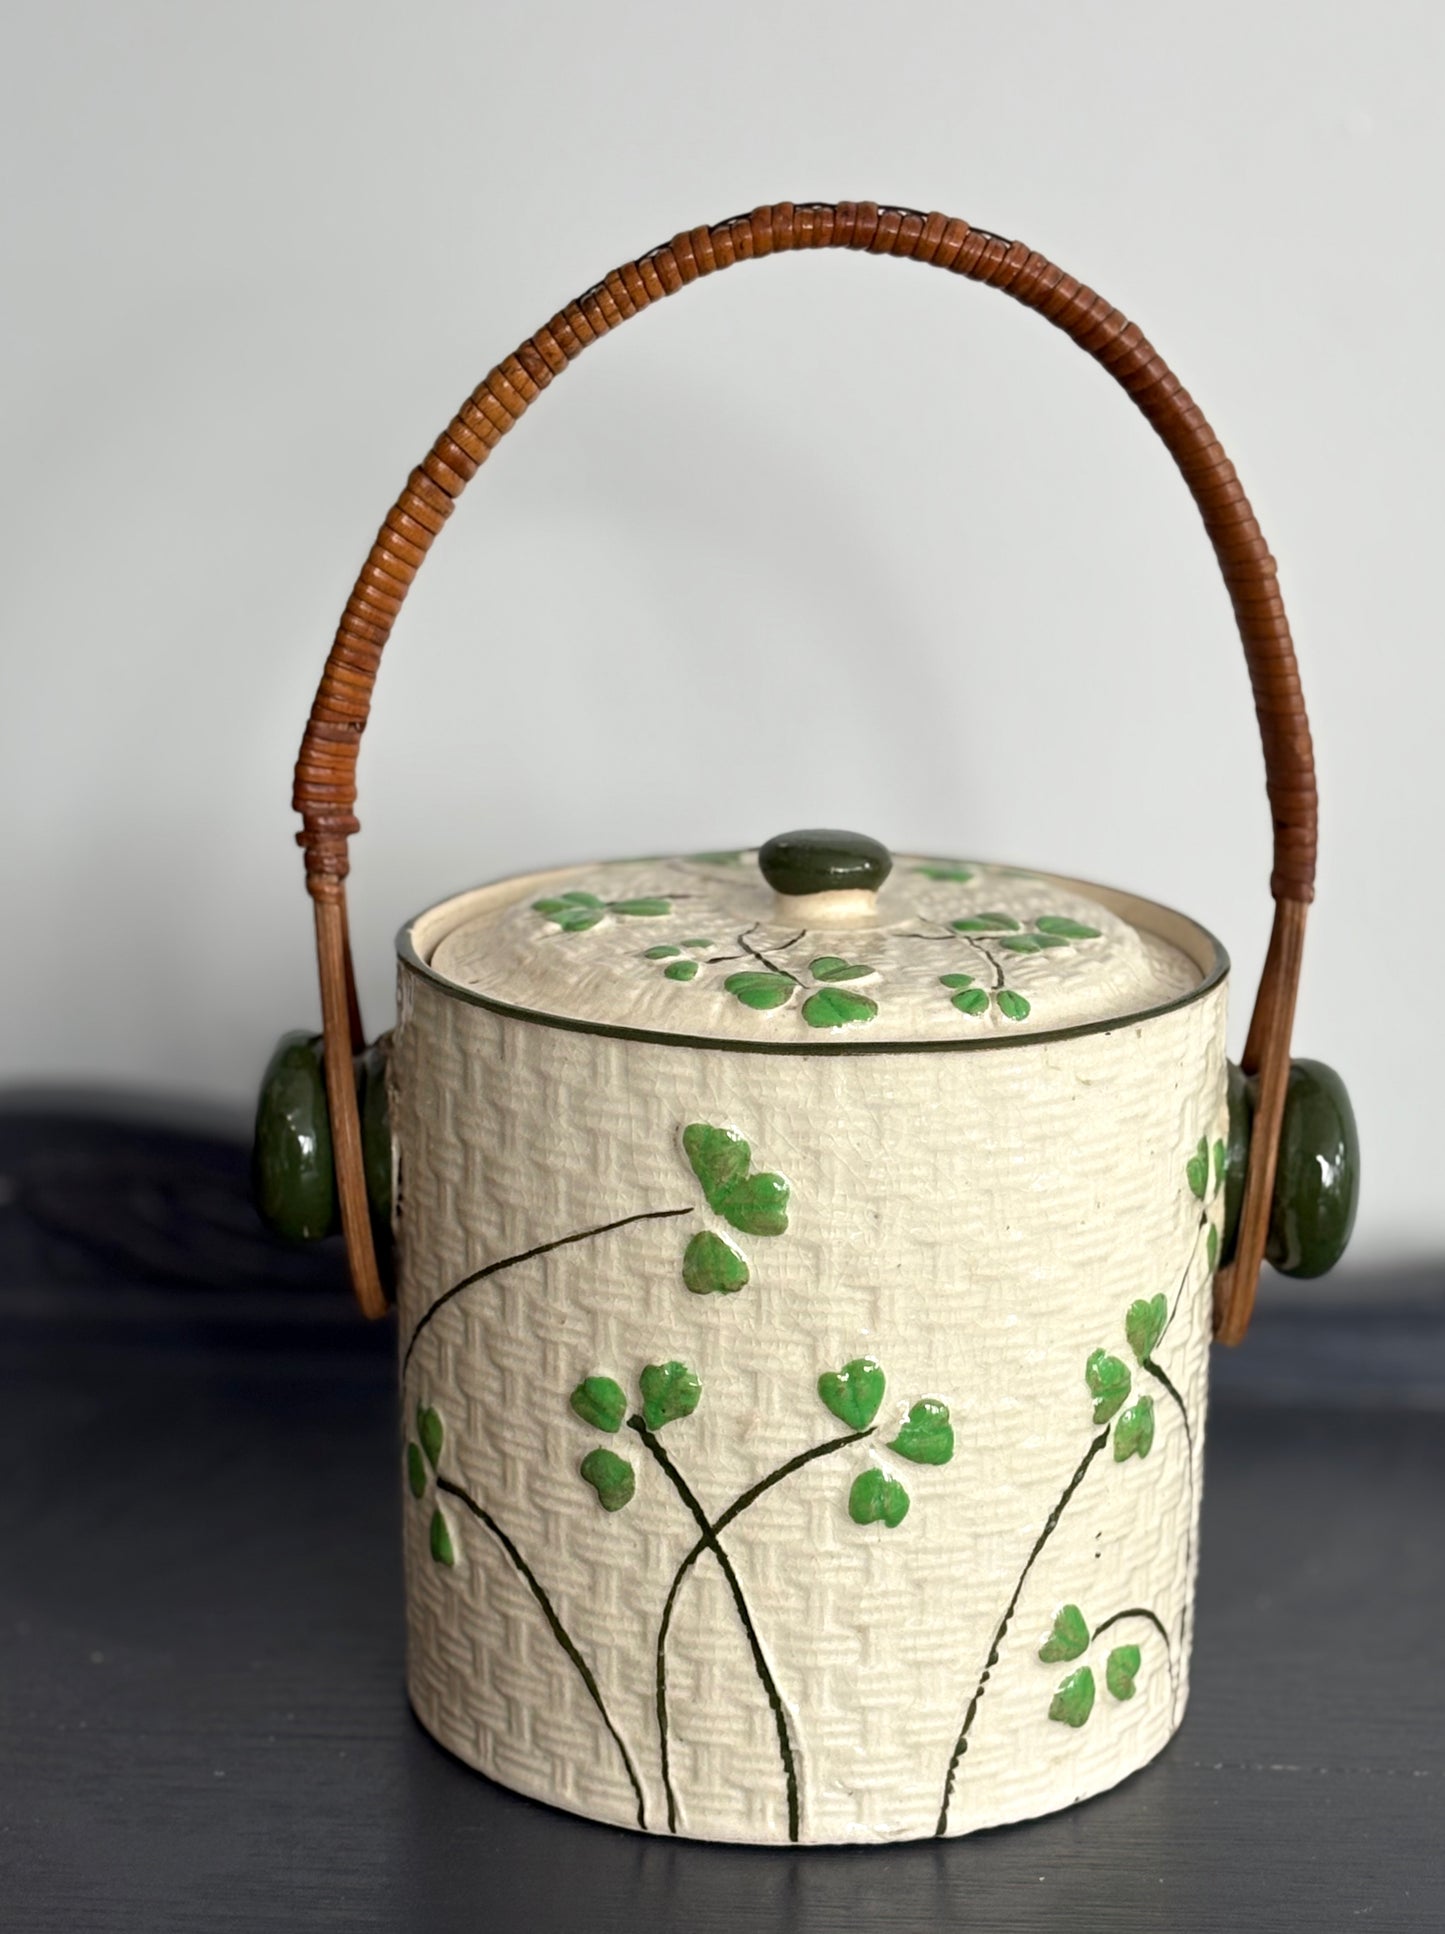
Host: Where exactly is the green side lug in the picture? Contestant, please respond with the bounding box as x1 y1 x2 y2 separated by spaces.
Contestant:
1267 1059 1359 1279
252 1031 337 1242
1220 1058 1358 1281
253 1030 394 1243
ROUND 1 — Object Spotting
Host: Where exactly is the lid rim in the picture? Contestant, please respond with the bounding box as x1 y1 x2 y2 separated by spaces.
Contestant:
396 863 1229 1056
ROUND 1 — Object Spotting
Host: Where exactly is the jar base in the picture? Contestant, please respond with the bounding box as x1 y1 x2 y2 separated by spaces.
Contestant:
406 1674 1190 1848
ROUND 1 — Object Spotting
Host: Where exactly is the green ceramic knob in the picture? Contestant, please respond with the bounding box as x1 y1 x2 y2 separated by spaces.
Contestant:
252 1030 393 1243
757 829 893 899
1220 1058 1358 1280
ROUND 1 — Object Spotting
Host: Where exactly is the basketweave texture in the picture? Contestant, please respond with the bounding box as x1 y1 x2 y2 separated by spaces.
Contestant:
392 962 1227 1844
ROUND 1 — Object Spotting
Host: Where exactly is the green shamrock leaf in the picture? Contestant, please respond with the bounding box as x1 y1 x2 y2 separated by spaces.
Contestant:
1212 1137 1228 1195
683 1122 750 1195
1206 1222 1220 1272
888 1398 954 1465
951 987 989 1016
569 1375 628 1433
609 898 672 917
580 1447 636 1513
1039 1603 1090 1663
817 1358 885 1430
716 1169 791 1234
723 970 794 1011
1034 915 1102 940
801 988 878 1029
848 1468 910 1529
639 1360 702 1431
1125 1294 1167 1364
995 989 1031 1022
682 1230 750 1296
915 864 975 882
406 1442 427 1500
1106 1644 1141 1701
1086 1350 1132 1424
1186 1136 1210 1201
680 937 713 949
997 933 1046 954
534 890 602 914
951 913 1022 932
534 890 606 932
1114 1396 1156 1461
664 960 698 981
645 945 681 959
1048 1666 1096 1728
808 957 874 982
429 1508 455 1566
682 1124 790 1236
939 973 974 989
417 1404 444 1470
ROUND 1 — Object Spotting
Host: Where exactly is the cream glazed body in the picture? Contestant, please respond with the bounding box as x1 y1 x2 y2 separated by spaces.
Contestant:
389 853 1229 1846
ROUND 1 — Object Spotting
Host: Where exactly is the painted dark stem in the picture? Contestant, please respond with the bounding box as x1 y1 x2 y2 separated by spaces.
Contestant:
1094 1602 1177 1710
1093 1605 1173 1649
896 918 960 942
971 939 1006 992
400 1207 693 1381
935 1425 1112 1838
1143 1357 1191 1449
435 1475 648 1831
898 924 1005 989
736 925 805 982
1155 1206 1210 1710
629 1414 802 1843
1163 1212 1208 1338
651 1427 873 1835
1143 1351 1196 1723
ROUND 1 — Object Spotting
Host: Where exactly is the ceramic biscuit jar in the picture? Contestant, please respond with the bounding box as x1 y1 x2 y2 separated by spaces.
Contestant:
253 202 1358 1846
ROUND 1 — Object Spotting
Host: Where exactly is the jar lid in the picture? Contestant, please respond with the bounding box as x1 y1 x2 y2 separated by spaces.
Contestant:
411 830 1222 1049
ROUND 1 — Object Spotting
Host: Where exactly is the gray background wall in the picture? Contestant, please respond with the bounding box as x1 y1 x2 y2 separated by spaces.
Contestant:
1 1 1438 1267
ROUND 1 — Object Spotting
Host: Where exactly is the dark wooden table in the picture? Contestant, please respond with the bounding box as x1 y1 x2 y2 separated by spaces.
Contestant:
3 1098 1442 1931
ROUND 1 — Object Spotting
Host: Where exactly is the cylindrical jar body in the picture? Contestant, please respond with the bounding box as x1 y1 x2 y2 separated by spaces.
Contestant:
392 924 1227 1845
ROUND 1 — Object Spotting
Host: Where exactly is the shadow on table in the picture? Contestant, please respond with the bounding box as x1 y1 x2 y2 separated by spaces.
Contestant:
396 1709 1208 1934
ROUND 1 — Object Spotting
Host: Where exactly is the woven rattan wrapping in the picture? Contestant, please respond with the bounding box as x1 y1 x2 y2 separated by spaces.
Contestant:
294 201 1315 906
290 200 1317 1339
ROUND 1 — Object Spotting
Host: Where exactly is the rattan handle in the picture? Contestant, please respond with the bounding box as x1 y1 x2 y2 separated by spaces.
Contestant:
295 201 1316 1338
